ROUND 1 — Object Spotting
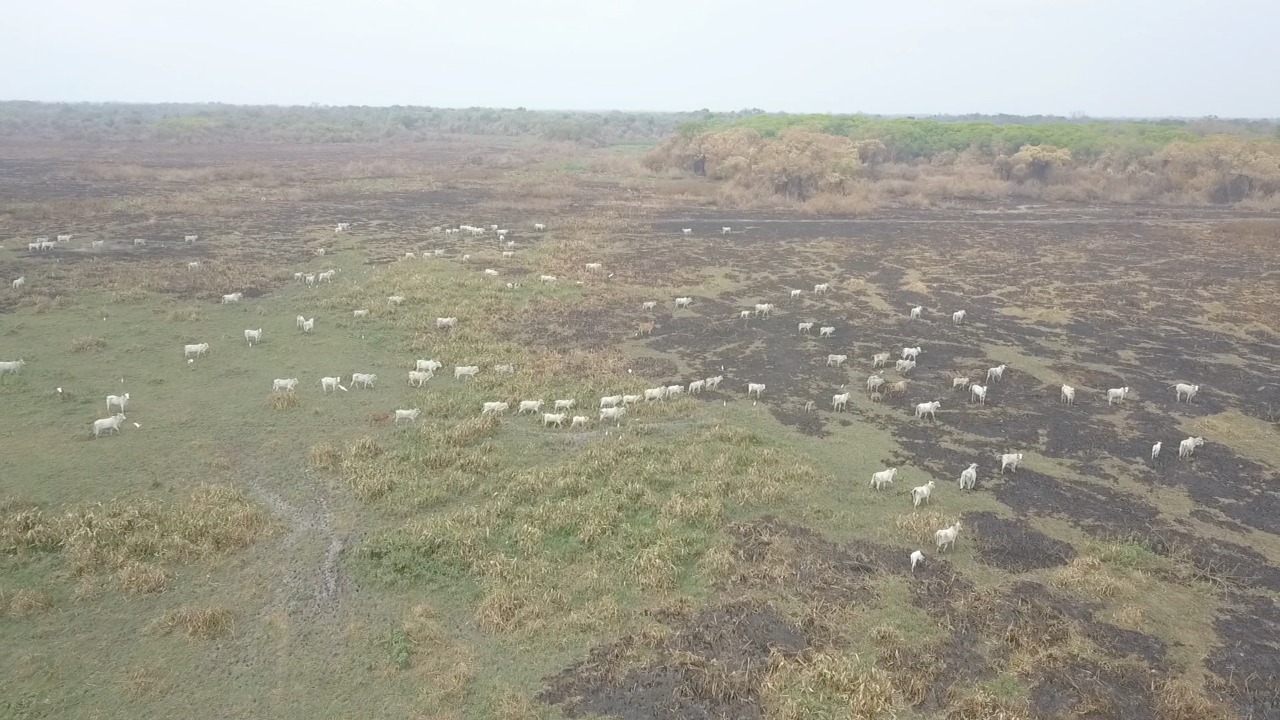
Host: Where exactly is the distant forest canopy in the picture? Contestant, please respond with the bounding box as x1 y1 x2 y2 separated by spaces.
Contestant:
0 101 1275 149
684 113 1280 163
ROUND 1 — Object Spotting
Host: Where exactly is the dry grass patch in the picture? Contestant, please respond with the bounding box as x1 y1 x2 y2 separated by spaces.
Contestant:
1 485 274 591
267 391 300 411
944 683 1031 720
166 307 202 322
153 606 234 639
5 588 55 616
308 440 341 471
1049 557 1129 598
763 650 899 720
1153 676 1235 720
123 666 171 698
70 335 107 352
894 511 954 544
116 561 169 595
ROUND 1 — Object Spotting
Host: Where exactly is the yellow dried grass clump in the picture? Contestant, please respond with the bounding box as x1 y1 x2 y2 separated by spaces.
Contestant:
763 650 900 720
153 606 234 639
70 335 107 352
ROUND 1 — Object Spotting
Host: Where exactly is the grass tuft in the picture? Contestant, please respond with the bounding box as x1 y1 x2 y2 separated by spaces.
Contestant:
763 650 899 720
123 666 171 698
267 391 300 411
894 511 953 543
5 588 55 616
308 441 341 471
117 561 170 595
70 335 107 352
1153 676 1235 720
1049 557 1127 598
153 606 234 639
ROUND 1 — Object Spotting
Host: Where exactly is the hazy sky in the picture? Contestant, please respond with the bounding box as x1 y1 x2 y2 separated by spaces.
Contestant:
2 0 1276 117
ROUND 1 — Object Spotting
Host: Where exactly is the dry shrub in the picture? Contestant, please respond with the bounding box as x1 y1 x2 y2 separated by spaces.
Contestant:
799 187 883 215
1110 604 1145 629
117 562 169 595
70 335 107 353
1049 557 1126 598
491 689 546 720
345 466 396 501
308 441 341 471
474 585 545 635
267 391 300 411
346 435 382 461
123 666 170 698
153 606 234 639
110 288 148 303
1153 676 1235 720
6 588 54 616
166 307 202 322
894 511 953 544
402 603 448 649
9 484 275 581
763 650 899 720
945 685 1031 720
446 413 501 447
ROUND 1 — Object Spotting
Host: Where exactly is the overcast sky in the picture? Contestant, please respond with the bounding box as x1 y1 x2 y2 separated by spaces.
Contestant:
2 0 1276 117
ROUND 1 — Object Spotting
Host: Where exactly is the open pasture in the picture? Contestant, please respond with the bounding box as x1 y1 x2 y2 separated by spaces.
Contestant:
2 139 1279 720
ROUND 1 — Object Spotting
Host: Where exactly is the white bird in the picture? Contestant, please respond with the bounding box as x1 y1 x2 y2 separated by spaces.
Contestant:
910 550 925 572
338 385 349 392
133 422 141 428
188 358 194 364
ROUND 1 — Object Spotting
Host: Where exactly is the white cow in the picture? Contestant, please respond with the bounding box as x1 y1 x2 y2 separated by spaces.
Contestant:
986 364 1008 383
909 306 922 320
351 372 377 389
92 413 127 438
408 370 433 388
832 393 850 411
273 378 299 392
183 343 210 358
106 393 130 414
870 468 897 490
1060 385 1076 405
221 292 243 304
321 376 342 393
599 406 627 423
454 366 480 381
394 409 421 424
481 401 510 415
1172 383 1200 403
1000 452 1023 473
969 384 987 404
915 400 941 421
1179 436 1205 459
11 276 25 290
518 400 544 415
1106 386 1130 406
244 328 263 346
952 310 966 325
746 382 765 398
958 463 978 490
911 481 936 508
542 413 567 427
